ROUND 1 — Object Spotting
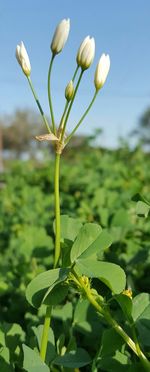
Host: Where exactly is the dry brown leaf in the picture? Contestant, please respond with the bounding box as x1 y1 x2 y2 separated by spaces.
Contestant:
35 133 59 142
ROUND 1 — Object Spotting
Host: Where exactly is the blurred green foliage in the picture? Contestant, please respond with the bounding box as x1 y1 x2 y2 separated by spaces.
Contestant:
0 144 150 370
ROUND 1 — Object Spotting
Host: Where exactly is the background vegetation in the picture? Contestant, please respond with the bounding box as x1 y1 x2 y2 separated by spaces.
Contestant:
0 111 149 370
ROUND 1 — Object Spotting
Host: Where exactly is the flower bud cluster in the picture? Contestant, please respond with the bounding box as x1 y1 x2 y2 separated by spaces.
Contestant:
16 19 110 91
16 18 111 145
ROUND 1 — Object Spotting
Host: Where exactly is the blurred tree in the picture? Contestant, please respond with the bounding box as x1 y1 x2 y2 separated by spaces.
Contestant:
1 109 50 157
0 109 103 159
67 128 103 148
132 107 150 146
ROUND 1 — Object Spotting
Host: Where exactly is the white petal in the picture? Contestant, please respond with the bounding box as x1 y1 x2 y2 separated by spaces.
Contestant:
51 18 70 54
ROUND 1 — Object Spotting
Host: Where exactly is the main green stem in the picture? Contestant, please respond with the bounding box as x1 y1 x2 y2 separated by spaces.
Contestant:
54 152 61 268
40 306 52 361
40 152 61 360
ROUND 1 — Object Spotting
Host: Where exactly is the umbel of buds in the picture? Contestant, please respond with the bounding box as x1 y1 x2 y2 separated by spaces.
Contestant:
76 36 95 70
16 18 110 148
94 54 110 91
16 41 31 76
51 18 70 55
65 80 74 101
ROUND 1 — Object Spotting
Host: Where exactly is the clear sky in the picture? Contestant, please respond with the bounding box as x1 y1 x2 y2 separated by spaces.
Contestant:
1 0 150 147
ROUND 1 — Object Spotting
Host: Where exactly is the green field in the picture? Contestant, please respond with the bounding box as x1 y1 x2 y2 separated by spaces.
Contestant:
0 144 150 371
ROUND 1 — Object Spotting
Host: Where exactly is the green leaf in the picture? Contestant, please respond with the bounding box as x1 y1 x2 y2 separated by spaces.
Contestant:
132 293 150 346
71 223 102 263
23 344 49 372
111 209 130 228
61 240 72 267
43 282 68 306
10 225 53 259
132 194 150 218
32 325 56 363
73 299 90 325
136 201 150 217
114 294 133 322
73 299 92 335
56 333 65 354
132 293 150 321
79 230 112 260
100 328 125 357
75 259 126 294
52 302 73 322
54 215 82 241
0 322 25 351
98 350 129 371
0 354 13 372
132 193 150 205
0 346 10 363
73 299 103 336
66 336 77 353
26 268 69 308
53 348 91 368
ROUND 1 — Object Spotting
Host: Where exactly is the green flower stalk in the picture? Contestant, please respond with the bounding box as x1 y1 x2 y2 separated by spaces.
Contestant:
47 55 56 134
65 54 111 144
60 69 84 142
16 42 51 133
48 19 70 133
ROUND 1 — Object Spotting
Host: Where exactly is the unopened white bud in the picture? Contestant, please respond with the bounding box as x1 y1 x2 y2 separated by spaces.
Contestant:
51 18 70 55
76 36 95 70
65 80 74 101
94 54 110 91
16 41 31 76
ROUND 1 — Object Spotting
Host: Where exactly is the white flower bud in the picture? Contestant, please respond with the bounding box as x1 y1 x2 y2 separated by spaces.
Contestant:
51 18 70 55
76 36 95 70
16 41 31 76
65 80 74 101
94 54 110 91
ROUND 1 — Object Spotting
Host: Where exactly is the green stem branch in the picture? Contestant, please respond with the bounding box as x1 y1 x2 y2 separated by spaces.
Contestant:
58 66 79 137
60 70 84 142
48 55 56 134
27 76 51 133
104 312 150 371
58 101 68 135
72 65 79 82
72 270 150 371
131 325 150 370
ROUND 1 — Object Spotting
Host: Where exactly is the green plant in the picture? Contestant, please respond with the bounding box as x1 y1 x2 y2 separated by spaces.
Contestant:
1 17 148 371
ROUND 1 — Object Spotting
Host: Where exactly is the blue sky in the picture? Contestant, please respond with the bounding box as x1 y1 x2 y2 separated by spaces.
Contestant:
1 0 150 147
